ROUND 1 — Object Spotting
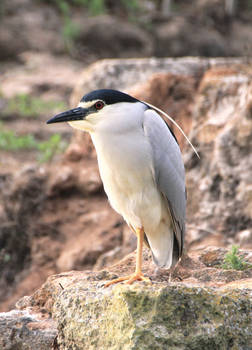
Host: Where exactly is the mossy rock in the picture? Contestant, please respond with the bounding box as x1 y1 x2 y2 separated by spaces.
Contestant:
53 281 252 350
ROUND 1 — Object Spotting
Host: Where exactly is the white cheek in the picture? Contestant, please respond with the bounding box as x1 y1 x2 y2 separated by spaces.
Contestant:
68 120 94 132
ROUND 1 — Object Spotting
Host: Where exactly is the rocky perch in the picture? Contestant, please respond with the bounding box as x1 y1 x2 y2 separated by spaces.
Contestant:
1 57 252 348
1 247 252 349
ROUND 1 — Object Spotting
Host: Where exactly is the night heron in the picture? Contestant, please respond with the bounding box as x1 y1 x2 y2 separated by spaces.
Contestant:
47 89 197 286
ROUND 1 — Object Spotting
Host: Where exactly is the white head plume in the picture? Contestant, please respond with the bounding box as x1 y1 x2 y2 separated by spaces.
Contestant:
143 101 200 159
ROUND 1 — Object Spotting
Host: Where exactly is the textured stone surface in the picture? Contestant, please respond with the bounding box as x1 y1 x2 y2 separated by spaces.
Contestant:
53 282 251 350
1 246 251 349
70 57 242 105
0 309 57 350
75 15 154 60
185 64 252 242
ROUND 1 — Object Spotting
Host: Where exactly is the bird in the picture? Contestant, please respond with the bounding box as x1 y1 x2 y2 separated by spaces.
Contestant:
47 89 187 287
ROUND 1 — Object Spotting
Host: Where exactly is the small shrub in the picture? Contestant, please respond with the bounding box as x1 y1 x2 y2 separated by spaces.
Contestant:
3 94 66 118
222 245 252 271
74 0 105 16
33 0 144 51
37 134 67 163
0 127 37 150
0 125 67 162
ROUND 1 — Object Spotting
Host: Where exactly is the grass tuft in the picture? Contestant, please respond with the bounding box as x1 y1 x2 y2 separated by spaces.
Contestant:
221 245 252 271
0 127 37 150
37 134 67 162
0 124 67 162
3 94 66 119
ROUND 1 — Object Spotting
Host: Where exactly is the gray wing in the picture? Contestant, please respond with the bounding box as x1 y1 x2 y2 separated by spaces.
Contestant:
143 108 186 257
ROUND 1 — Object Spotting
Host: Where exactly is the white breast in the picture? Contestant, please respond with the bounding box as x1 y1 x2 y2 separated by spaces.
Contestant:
91 130 163 231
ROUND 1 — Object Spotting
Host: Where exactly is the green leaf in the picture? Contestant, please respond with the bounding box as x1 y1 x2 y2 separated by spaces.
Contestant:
222 245 252 271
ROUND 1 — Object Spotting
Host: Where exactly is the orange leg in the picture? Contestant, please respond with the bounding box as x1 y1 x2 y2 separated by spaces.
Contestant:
104 227 150 287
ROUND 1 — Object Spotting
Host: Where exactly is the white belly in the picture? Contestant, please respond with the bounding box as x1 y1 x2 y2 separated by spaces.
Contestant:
91 132 163 231
91 130 174 268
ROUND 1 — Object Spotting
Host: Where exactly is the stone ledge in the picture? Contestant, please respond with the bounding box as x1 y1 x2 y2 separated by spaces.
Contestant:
1 247 250 350
53 281 252 350
0 309 57 350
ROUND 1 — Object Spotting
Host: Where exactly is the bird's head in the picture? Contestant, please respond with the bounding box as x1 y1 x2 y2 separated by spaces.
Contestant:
47 88 199 157
47 89 142 133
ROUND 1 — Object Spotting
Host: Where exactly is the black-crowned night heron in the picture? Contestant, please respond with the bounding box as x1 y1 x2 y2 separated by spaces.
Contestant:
47 89 191 287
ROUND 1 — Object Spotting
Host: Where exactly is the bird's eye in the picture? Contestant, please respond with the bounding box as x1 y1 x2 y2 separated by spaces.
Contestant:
95 101 104 110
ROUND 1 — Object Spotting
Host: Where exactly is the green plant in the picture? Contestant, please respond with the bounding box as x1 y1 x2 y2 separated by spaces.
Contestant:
120 0 140 21
37 134 67 162
74 0 105 15
34 0 145 51
3 253 11 263
62 16 80 43
0 1 5 18
41 0 106 15
222 245 252 271
0 125 67 162
35 0 144 48
0 249 11 267
55 0 81 51
4 94 66 118
0 127 37 150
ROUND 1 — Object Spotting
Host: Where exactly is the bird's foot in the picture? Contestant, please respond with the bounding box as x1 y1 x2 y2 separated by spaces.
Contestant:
126 272 150 285
104 272 150 288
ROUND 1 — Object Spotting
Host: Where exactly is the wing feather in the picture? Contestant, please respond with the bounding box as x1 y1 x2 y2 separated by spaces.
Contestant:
143 109 186 258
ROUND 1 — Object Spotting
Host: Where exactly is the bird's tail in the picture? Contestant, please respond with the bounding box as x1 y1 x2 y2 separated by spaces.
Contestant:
146 223 178 269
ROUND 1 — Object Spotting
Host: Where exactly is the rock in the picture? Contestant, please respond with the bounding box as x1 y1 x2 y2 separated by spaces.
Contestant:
153 2 252 58
5 247 251 350
1 52 82 100
0 26 25 61
199 247 228 267
70 57 212 105
236 230 252 248
54 282 251 350
1 0 252 63
155 16 228 57
186 64 252 242
74 15 153 60
0 166 47 306
94 225 137 271
15 247 252 308
0 309 57 350
47 161 102 197
0 0 64 60
230 21 252 56
0 157 127 311
129 72 197 148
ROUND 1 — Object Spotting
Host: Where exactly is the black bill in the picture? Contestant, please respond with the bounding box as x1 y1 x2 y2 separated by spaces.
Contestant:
46 107 88 124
